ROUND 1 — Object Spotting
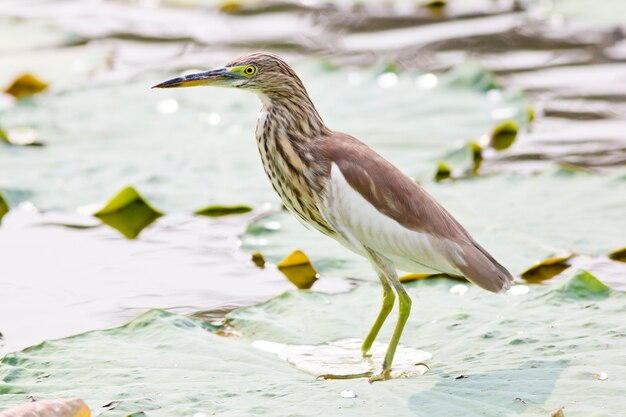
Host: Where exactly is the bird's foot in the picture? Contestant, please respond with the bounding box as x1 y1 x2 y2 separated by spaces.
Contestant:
368 368 392 383
316 372 373 381
361 350 372 358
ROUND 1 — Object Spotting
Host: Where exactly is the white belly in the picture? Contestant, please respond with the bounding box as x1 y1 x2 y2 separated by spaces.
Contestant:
319 163 464 275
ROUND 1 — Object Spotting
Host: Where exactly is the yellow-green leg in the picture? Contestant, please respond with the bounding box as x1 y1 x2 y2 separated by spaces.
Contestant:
366 250 412 383
361 269 395 357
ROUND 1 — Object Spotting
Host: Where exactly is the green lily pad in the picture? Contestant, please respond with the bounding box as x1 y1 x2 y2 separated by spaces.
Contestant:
195 205 252 217
490 120 519 151
1 271 625 416
94 186 162 239
0 193 8 225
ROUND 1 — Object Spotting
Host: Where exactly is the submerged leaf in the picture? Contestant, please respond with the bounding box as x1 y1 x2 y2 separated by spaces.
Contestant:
490 121 518 151
195 204 252 217
94 186 162 239
0 192 9 225
0 398 90 417
251 251 266 268
434 161 451 182
608 247 626 262
521 256 573 283
4 73 48 99
277 250 318 289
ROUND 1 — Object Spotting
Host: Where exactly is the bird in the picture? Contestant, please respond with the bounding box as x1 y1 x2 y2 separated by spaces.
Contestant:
153 52 514 382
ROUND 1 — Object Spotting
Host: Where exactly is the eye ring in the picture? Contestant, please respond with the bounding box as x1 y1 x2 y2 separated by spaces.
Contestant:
244 65 256 76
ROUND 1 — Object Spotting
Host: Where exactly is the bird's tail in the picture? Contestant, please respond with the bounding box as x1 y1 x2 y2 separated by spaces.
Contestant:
454 240 514 293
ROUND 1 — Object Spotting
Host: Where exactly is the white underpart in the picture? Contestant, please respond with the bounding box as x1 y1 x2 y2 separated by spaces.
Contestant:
320 163 464 275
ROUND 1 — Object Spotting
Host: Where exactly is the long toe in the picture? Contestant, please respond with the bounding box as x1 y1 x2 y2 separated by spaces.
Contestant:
368 368 392 383
317 372 373 381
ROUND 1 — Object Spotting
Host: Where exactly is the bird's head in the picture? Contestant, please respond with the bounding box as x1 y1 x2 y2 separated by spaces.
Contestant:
153 52 305 100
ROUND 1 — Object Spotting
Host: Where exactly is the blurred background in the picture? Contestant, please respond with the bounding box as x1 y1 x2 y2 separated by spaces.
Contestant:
0 0 625 360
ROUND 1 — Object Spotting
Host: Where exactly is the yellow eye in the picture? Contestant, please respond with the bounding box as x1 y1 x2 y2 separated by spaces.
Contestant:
244 65 256 76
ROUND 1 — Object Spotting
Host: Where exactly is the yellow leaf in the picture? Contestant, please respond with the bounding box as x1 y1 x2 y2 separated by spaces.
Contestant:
0 398 90 417
521 256 573 283
4 73 48 99
94 186 162 239
277 250 318 289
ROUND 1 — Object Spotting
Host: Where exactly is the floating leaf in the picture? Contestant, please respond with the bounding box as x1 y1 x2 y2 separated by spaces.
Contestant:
277 250 318 289
0 398 90 417
521 256 573 283
94 186 162 239
195 204 252 217
608 247 626 262
0 193 8 225
251 251 265 268
490 121 518 151
434 161 451 182
555 270 611 300
4 73 48 99
469 141 483 175
399 272 465 283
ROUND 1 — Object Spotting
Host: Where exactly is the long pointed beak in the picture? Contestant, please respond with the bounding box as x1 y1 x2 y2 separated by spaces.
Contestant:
152 67 233 89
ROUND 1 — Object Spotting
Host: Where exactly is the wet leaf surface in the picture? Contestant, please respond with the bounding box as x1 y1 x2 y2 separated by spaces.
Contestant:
94 186 162 239
1 271 625 416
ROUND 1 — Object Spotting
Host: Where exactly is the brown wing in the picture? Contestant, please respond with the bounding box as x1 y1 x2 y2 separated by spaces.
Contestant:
314 132 513 293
